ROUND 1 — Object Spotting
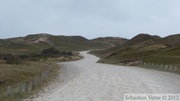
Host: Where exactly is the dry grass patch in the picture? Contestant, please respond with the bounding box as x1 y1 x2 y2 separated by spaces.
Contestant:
0 61 60 101
0 62 48 85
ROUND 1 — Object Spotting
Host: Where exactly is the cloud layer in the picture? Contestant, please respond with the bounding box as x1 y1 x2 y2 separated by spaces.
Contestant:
0 0 180 39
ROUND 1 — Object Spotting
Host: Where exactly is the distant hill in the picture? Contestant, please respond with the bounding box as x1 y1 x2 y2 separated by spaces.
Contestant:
90 33 180 66
161 34 180 46
91 37 128 47
0 33 127 55
125 33 161 46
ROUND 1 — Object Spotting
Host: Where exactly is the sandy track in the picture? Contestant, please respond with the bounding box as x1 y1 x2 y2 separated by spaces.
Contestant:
26 51 180 101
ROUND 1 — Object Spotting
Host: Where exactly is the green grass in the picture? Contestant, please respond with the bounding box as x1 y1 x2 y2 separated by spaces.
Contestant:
143 55 180 66
0 39 106 55
91 45 180 67
0 43 49 55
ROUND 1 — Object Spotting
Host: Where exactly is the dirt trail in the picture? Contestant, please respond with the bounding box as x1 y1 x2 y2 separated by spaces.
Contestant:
25 51 180 101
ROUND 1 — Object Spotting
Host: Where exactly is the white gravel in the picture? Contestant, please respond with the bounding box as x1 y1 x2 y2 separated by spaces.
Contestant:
25 51 180 101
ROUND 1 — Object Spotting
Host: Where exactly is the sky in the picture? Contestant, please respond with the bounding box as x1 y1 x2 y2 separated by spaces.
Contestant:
0 0 180 39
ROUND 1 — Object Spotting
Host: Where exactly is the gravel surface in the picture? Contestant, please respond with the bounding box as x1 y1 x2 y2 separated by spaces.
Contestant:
25 51 180 101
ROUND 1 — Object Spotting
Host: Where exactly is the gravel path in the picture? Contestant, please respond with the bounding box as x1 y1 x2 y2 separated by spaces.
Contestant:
26 51 180 101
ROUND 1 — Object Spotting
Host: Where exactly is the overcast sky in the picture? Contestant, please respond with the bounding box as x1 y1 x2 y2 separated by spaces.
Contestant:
0 0 180 39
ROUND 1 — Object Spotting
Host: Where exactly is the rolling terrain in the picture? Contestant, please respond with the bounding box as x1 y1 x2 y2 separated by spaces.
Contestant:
1 33 180 100
90 33 180 67
0 33 127 55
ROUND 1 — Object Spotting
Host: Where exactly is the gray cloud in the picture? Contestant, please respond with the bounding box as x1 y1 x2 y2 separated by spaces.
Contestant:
0 0 180 39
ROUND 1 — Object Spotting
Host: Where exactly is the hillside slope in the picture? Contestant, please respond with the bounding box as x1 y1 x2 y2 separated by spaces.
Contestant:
91 37 128 47
90 33 180 66
0 33 128 55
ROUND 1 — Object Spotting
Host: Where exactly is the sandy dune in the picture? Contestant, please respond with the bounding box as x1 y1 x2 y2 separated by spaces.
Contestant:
26 51 180 101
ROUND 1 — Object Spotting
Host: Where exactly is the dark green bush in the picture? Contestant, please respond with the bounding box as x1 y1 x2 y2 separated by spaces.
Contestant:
41 47 60 55
62 51 73 56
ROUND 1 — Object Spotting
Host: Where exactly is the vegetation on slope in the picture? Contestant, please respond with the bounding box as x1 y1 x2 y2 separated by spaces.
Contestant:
90 33 180 67
0 33 128 55
0 46 81 101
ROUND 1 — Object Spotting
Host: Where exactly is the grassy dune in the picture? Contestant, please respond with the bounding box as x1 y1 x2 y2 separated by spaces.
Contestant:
90 34 180 68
